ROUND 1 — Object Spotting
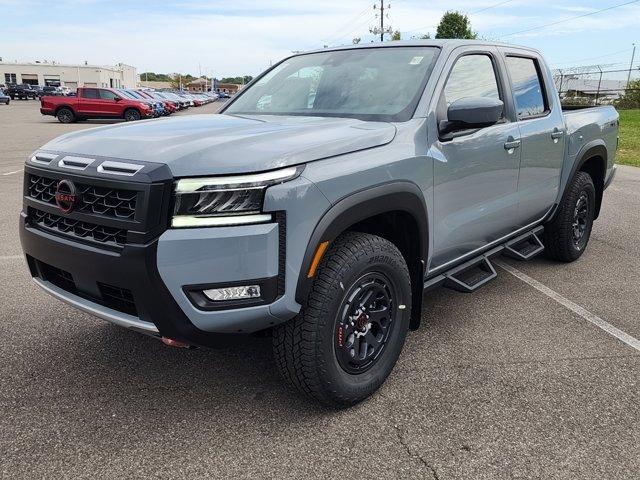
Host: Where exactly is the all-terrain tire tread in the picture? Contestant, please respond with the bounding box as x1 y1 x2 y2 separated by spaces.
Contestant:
273 231 409 407
543 171 594 262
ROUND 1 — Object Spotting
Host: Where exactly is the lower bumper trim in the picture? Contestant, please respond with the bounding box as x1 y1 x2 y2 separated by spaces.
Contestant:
33 277 160 336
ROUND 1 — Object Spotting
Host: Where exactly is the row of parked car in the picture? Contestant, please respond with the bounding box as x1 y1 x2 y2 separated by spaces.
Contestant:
0 84 72 100
1 83 229 108
39 86 223 122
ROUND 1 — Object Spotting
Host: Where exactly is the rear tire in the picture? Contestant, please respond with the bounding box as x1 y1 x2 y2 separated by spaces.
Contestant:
56 107 75 124
124 108 141 121
273 232 412 408
543 171 595 262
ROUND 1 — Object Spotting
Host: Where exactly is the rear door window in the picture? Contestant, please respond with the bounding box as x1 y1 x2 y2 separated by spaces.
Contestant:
505 56 547 119
83 88 99 99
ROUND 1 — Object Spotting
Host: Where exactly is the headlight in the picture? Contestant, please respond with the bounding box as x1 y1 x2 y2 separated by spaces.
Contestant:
171 166 303 228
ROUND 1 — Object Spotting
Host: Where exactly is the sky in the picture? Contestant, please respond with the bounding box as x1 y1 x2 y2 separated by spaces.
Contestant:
0 0 638 78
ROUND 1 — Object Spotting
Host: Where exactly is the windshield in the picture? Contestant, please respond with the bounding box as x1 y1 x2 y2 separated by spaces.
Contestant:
118 90 136 99
226 47 439 122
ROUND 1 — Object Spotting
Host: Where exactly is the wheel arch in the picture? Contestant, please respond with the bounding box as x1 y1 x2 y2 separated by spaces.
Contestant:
54 104 75 115
295 181 429 330
567 142 607 220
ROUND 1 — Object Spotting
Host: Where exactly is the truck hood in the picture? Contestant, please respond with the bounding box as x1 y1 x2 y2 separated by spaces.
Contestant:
40 114 397 176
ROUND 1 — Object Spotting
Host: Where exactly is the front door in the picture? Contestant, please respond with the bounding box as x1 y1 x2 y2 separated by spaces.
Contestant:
430 49 521 271
97 89 122 117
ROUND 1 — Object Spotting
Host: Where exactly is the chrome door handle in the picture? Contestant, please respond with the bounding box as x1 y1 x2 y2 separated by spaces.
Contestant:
504 140 521 150
551 128 564 143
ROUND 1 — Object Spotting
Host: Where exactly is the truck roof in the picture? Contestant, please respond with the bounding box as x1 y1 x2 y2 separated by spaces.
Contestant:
304 39 541 56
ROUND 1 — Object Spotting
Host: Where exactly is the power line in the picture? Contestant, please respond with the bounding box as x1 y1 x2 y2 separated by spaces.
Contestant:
321 4 372 44
326 13 376 46
403 0 517 35
550 48 634 67
499 0 640 38
471 0 517 15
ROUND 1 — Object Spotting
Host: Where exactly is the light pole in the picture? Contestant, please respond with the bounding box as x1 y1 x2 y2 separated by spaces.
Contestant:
627 43 636 87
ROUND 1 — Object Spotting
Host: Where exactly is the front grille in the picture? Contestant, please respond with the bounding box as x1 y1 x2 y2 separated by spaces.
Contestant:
28 174 138 220
98 283 138 316
29 207 127 246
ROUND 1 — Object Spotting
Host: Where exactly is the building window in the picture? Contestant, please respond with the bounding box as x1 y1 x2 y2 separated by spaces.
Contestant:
4 73 17 84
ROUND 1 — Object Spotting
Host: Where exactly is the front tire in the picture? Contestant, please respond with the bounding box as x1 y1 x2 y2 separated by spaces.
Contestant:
273 232 412 408
124 108 141 121
56 107 75 124
543 171 595 262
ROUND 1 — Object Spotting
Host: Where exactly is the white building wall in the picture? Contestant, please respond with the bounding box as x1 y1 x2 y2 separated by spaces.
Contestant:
0 62 138 89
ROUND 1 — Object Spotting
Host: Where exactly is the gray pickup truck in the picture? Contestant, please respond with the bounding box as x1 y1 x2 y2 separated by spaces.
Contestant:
20 40 618 407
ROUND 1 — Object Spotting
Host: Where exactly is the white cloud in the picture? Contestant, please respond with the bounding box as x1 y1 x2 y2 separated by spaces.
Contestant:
0 0 637 76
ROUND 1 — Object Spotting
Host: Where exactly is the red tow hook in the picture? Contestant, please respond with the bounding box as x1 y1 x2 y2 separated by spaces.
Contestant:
161 337 192 348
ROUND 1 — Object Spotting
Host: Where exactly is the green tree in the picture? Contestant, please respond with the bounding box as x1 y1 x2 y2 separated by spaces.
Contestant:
615 79 640 109
391 30 401 41
220 76 254 84
435 11 477 39
169 73 196 89
140 72 174 82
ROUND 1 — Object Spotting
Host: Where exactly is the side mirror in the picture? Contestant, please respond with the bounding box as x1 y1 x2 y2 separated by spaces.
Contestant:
114 96 122 102
440 97 503 134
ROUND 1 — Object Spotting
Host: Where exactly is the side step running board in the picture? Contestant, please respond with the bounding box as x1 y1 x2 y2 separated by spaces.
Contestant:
504 227 545 261
443 256 497 293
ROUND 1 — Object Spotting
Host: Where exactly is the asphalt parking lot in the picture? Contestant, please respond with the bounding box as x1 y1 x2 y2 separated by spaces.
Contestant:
0 101 638 479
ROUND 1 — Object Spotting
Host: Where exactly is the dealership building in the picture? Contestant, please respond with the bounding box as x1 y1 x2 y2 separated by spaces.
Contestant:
0 61 137 89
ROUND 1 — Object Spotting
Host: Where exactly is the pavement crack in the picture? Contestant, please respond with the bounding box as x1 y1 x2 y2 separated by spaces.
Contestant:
393 425 440 480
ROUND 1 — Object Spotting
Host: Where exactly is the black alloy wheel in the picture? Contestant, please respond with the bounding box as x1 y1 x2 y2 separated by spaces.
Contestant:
124 109 141 121
572 191 590 250
335 273 396 374
56 108 74 124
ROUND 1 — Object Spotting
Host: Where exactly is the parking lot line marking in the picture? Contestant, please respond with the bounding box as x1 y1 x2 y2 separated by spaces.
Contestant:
1 169 22 176
495 260 640 353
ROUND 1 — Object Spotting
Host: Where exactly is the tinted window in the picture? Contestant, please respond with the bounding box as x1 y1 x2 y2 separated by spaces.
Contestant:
444 54 500 106
83 88 99 99
226 47 439 122
99 89 119 100
505 56 546 119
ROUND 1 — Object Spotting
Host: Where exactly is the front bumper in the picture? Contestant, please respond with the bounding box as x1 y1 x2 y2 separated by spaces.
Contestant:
19 214 289 347
19 156 300 347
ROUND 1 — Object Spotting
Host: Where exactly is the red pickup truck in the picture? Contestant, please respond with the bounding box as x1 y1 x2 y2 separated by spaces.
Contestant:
40 87 156 123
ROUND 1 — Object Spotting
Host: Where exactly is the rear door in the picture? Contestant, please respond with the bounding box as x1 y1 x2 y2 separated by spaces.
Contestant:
77 88 101 115
500 49 565 225
429 46 521 271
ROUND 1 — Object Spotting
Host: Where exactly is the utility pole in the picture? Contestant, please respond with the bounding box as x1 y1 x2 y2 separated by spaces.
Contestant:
370 1 391 42
627 43 636 87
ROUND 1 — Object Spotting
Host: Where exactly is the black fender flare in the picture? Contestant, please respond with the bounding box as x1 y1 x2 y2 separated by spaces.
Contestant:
553 141 607 221
295 181 429 326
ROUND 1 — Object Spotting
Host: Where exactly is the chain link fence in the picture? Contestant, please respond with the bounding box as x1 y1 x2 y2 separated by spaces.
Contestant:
552 65 640 108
